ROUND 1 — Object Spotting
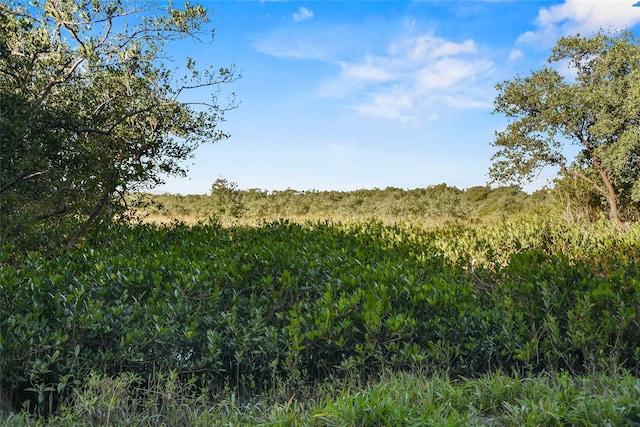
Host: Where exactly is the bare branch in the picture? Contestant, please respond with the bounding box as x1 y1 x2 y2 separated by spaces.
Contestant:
106 102 172 133
99 15 113 45
0 170 50 195
65 190 112 249
560 165 607 196
36 204 68 221
92 95 119 117
39 57 85 102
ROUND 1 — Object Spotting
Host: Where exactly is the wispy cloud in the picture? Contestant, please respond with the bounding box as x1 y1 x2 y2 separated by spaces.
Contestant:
341 62 394 83
518 0 640 46
254 22 495 123
293 6 314 23
252 24 361 61
252 30 328 60
508 49 523 62
355 90 416 123
321 33 494 122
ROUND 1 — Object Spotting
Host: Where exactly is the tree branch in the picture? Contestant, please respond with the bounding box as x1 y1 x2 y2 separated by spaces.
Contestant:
36 204 68 221
559 164 607 196
39 56 85 102
0 170 50 195
65 190 112 250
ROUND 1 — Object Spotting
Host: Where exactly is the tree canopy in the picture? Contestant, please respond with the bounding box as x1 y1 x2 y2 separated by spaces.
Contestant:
490 30 640 226
0 0 238 252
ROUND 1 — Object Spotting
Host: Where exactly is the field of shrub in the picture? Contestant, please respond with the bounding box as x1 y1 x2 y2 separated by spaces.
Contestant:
1 216 639 424
138 182 563 226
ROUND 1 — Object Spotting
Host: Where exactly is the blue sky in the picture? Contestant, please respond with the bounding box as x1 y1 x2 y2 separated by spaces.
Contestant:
155 0 640 194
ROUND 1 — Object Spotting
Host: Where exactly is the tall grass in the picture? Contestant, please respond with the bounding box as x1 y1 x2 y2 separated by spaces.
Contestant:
4 369 639 426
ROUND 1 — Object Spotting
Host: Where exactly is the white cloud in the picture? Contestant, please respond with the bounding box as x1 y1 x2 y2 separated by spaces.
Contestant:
321 33 494 122
252 25 361 61
518 0 640 46
416 57 481 91
253 31 328 60
354 89 417 123
254 24 495 123
508 49 523 62
551 58 579 82
403 36 477 61
440 94 492 110
341 61 394 83
293 7 314 23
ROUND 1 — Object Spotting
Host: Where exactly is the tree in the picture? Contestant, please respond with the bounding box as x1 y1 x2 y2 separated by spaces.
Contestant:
490 30 640 226
0 0 238 252
210 177 245 219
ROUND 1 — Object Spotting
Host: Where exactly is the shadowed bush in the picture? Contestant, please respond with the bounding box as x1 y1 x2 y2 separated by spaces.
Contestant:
1 220 639 416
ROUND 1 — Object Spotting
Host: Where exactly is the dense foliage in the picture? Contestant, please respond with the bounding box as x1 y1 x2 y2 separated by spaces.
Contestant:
2 10 640 423
0 0 237 252
141 182 563 226
491 30 640 226
2 220 639 418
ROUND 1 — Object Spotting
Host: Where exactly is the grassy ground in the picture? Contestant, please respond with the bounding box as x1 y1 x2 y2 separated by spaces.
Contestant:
3 369 639 426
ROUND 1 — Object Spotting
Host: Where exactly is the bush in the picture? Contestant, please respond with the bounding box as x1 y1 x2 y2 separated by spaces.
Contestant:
1 220 639 416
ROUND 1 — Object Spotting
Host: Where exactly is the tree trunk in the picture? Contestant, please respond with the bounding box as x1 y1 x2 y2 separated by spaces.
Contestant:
605 193 622 228
64 191 112 250
594 159 623 229
577 137 624 229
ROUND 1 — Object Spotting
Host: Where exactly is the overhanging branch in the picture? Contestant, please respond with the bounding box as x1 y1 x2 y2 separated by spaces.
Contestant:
0 170 50 195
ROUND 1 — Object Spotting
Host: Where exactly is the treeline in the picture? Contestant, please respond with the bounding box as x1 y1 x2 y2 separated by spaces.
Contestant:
136 179 592 225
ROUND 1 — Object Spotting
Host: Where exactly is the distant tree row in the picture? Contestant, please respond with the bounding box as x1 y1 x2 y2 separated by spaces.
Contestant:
138 176 632 226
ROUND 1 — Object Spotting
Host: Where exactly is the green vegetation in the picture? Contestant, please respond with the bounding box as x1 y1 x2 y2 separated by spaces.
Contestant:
0 0 237 253
2 219 639 424
4 370 640 426
2 3 639 424
140 182 563 226
491 30 640 227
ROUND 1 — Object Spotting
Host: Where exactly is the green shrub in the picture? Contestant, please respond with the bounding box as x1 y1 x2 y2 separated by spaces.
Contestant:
1 220 638 416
